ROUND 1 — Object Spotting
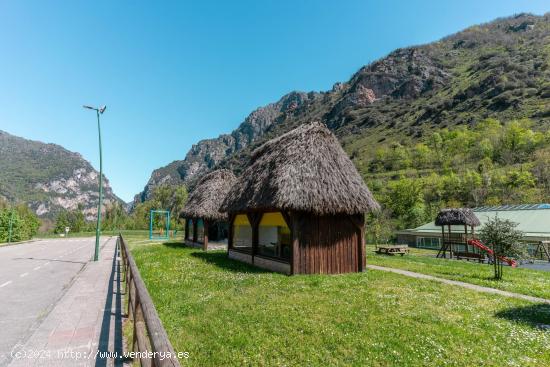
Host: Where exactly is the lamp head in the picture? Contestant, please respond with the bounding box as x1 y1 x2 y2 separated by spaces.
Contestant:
99 105 107 114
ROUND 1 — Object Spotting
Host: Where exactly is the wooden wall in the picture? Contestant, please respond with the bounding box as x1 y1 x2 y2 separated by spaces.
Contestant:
292 213 365 275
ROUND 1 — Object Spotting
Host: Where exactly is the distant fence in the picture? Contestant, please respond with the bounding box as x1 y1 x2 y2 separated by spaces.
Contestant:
119 235 181 367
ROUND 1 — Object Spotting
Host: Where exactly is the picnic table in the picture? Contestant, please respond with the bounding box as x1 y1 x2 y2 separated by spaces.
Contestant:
376 245 409 256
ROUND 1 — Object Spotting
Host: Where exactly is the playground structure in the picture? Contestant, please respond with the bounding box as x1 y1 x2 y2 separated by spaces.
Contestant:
435 208 517 267
533 240 550 262
149 210 170 240
468 239 517 267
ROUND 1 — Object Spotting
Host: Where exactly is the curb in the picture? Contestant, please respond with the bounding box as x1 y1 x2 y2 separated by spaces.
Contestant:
0 239 39 248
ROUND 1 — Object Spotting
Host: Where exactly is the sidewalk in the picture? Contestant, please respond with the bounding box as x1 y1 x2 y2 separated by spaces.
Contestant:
367 264 550 304
9 237 126 367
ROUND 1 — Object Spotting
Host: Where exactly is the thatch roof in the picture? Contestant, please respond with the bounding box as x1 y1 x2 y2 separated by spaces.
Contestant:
180 169 237 221
435 208 481 226
221 122 380 215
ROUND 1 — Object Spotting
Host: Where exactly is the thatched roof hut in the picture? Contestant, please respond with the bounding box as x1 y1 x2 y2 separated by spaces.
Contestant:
181 169 237 250
435 208 481 227
221 121 380 215
181 169 237 221
222 122 380 275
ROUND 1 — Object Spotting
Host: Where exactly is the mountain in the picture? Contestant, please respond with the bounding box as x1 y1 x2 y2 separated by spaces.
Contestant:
133 91 321 203
135 13 550 205
0 130 123 220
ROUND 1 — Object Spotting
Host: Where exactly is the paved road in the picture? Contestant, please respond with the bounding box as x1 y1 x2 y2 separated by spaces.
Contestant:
0 237 108 366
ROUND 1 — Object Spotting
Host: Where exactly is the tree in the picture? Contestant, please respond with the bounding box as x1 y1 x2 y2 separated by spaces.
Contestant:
54 211 70 234
367 210 393 246
384 178 426 229
70 204 86 233
102 201 128 231
15 204 40 239
479 216 525 280
0 204 40 242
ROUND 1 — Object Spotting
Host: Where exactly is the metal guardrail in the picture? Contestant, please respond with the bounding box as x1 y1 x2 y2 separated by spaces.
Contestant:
119 235 181 367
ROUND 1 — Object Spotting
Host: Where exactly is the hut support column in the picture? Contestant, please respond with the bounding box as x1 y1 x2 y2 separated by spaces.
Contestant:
290 213 299 275
227 214 234 250
247 213 261 264
185 218 190 241
193 219 198 243
448 225 452 259
438 226 446 258
203 220 209 251
464 224 468 253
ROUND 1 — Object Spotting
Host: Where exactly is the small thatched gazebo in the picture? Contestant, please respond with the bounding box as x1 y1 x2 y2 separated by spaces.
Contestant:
221 122 380 275
180 169 237 250
435 208 481 259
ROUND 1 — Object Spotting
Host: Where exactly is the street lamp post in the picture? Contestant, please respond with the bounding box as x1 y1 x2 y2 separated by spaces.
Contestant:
83 104 107 261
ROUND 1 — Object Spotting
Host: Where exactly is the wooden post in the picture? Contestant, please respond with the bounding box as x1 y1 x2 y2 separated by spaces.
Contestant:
203 219 209 251
358 217 366 272
128 274 134 321
193 219 198 243
185 218 190 241
228 214 234 250
464 224 468 253
248 213 260 262
291 212 300 275
438 226 445 258
448 225 452 259
132 293 139 352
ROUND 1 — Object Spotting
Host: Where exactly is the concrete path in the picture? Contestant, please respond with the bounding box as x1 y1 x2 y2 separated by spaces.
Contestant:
0 237 125 367
367 264 550 304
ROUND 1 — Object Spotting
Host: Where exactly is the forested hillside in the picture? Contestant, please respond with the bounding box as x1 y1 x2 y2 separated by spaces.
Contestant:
136 13 550 231
0 130 123 221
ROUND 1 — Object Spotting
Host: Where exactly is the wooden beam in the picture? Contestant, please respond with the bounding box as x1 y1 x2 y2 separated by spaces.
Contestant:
348 214 364 231
291 212 301 275
448 224 453 259
184 218 190 241
193 219 198 243
358 219 365 272
281 211 292 228
247 213 261 260
203 219 209 251
227 214 235 250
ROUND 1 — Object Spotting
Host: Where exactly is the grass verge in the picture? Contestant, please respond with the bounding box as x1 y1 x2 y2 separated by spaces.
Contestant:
129 240 550 367
366 245 550 300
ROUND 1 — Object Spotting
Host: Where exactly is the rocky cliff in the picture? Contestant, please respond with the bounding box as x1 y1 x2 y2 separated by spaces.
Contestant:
135 13 550 203
0 130 123 220
134 91 321 203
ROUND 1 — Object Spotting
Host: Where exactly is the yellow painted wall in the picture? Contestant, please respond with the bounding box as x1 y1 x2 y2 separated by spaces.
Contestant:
260 212 288 228
234 214 250 226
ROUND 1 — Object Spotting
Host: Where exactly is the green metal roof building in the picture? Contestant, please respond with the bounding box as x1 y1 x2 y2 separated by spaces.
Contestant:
397 204 550 251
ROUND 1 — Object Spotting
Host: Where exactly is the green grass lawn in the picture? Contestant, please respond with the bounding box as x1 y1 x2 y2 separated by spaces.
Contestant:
129 240 550 367
366 245 550 300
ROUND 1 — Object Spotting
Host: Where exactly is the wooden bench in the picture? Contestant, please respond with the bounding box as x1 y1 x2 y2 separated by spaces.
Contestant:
454 251 487 263
376 245 409 256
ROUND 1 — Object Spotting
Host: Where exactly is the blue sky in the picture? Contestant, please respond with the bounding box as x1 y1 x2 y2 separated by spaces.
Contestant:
0 1 548 202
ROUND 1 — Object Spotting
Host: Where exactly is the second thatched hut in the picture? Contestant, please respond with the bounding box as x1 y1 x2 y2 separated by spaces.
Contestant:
221 121 380 275
180 169 237 250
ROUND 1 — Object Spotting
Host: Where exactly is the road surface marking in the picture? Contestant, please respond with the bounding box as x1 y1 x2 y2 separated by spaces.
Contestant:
44 262 50 266
20 273 29 277
0 281 12 288
34 266 41 270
